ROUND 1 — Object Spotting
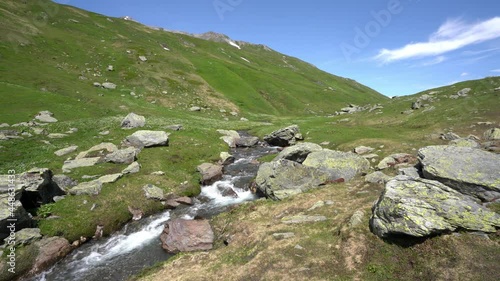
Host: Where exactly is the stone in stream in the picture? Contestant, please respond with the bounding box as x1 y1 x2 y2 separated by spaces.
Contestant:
160 219 214 253
197 163 223 185
236 136 259 147
28 237 72 276
217 129 240 148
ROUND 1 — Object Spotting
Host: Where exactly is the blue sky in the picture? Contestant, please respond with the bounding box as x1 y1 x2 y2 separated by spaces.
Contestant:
55 0 500 96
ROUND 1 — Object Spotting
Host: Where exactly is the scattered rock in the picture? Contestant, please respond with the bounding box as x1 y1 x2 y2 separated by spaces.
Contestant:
17 168 66 205
68 180 103 195
377 153 417 170
121 112 146 129
189 106 201 112
122 161 141 174
35 111 58 123
160 219 214 253
124 130 169 148
174 196 193 205
219 152 235 165
255 159 331 200
107 65 114 71
150 171 165 176
282 214 327 224
354 146 374 155
76 143 118 159
128 206 143 221
217 130 240 148
13 228 42 246
197 163 223 185
484 128 500 140
104 147 138 164
52 174 77 190
99 130 110 135
365 171 391 184
236 136 259 147
54 145 78 156
92 225 104 239
93 82 101 87
398 167 421 179
143 184 164 200
449 138 480 148
303 149 371 181
47 133 68 139
165 124 183 131
102 82 117 89
264 125 302 147
411 101 421 110
0 123 9 127
370 176 500 238
62 157 102 171
32 127 47 135
440 132 460 140
273 232 295 240
0 198 32 241
457 88 471 96
418 145 500 201
97 173 122 184
138 56 147 62
274 142 323 163
348 210 365 228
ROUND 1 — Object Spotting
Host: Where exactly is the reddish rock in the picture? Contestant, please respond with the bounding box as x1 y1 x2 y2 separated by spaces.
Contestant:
174 196 193 205
160 219 214 253
29 237 71 275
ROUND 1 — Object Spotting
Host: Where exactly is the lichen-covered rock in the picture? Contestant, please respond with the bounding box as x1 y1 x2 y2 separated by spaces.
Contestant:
143 184 164 200
370 176 500 238
484 128 500 140
255 159 331 200
76 142 117 159
104 147 138 164
365 171 391 184
449 138 480 148
264 125 301 147
124 130 169 148
236 136 259 147
418 145 500 201
274 142 323 163
122 161 141 174
303 149 370 181
62 157 102 171
354 146 374 155
13 228 42 246
54 145 78 156
121 112 146 129
68 180 103 196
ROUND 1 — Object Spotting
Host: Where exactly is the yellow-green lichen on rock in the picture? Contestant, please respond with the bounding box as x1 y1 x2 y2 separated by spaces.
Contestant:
370 176 500 238
302 149 370 181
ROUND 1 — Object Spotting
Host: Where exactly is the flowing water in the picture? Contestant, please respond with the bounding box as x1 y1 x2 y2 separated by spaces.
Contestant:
27 137 278 281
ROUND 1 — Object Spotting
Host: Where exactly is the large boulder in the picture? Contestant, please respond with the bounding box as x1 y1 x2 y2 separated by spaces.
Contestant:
0 200 32 242
197 163 223 185
13 228 42 247
370 176 500 238
121 113 146 129
255 159 331 200
264 125 302 147
17 168 66 207
418 145 500 201
217 130 240 148
302 150 370 181
104 147 138 164
160 219 214 253
124 130 169 148
34 111 58 123
274 142 323 163
236 136 259 147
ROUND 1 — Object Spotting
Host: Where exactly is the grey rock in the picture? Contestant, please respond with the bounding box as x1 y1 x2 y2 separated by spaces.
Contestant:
273 232 295 240
97 173 122 184
165 124 183 131
54 145 78 156
354 146 375 155
31 128 47 135
150 171 165 176
93 82 101 87
255 159 331 200
121 112 146 129
484 128 500 140
370 176 500 238
104 147 138 164
189 106 201 112
47 133 68 139
124 130 169 148
69 180 103 195
0 123 9 128
365 171 391 184
0 199 32 242
62 157 102 171
197 163 223 185
449 138 480 148
107 65 114 71
457 88 471 96
440 132 460 140
122 162 141 174
236 136 259 147
217 130 240 148
143 184 164 200
102 82 117 89
52 174 77 190
76 142 117 159
264 125 301 147
281 214 327 224
303 149 371 181
138 56 147 62
18 168 66 204
418 145 500 201
411 101 421 110
349 210 365 228
35 111 58 123
160 219 214 253
274 142 323 163
14 228 42 246
398 167 421 179
219 152 235 165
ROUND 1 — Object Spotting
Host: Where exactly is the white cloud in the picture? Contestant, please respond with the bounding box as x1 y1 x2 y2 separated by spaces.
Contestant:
375 17 500 63
492 69 500 73
461 72 469 77
420 56 446 66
